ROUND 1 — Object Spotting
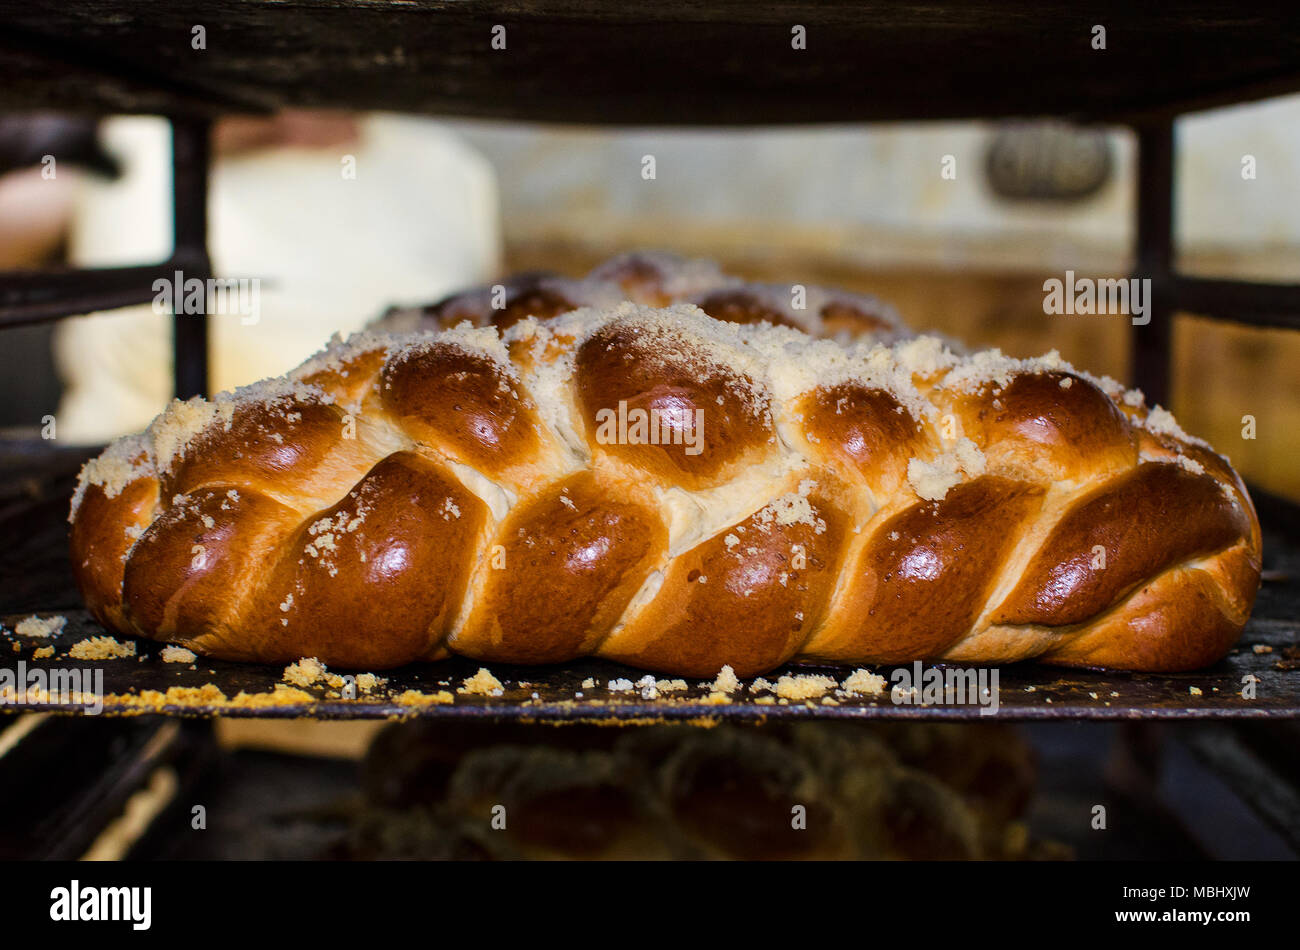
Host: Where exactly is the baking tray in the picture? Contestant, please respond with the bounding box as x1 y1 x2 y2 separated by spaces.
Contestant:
1 440 1297 721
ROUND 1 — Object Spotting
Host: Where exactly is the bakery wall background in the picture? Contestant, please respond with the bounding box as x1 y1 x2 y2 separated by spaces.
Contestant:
0 95 1296 496
446 96 1299 500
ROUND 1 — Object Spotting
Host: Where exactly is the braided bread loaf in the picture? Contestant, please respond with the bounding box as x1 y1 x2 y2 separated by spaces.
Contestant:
376 250 908 340
69 298 1260 675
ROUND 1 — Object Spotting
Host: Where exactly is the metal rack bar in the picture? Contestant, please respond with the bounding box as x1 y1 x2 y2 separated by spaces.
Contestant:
0 714 218 859
1170 276 1300 330
170 117 212 400
0 262 202 328
1127 116 1300 399
0 117 213 400
1131 120 1175 407
1179 723 1300 854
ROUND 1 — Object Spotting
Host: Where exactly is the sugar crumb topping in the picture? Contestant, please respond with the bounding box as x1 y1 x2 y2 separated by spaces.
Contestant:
772 673 838 700
841 668 888 697
283 656 328 688
458 667 504 697
711 665 740 694
69 636 136 660
15 615 67 638
907 437 986 502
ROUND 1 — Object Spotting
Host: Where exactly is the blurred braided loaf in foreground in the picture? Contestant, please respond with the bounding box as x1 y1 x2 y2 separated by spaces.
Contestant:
70 257 1259 675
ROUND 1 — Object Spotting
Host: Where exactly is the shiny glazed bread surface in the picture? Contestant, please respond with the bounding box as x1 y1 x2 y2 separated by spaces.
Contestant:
69 299 1260 675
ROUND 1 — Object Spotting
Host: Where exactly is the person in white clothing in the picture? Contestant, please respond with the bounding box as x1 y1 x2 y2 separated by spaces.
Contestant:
55 111 501 443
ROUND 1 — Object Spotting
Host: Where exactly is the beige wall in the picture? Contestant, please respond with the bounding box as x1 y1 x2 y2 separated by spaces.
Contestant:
448 93 1300 277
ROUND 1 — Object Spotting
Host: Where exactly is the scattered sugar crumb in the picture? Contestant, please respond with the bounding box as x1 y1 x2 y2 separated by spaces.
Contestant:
397 689 455 707
356 673 386 694
229 685 315 708
774 673 838 700
841 668 887 697
15 615 66 638
711 665 740 694
283 656 327 688
161 645 197 664
69 636 136 660
101 684 228 710
458 667 504 696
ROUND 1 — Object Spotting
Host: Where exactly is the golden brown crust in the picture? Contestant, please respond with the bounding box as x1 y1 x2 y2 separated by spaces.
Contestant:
819 299 897 335
68 477 159 631
241 452 486 667
798 384 933 499
589 254 677 306
1040 561 1248 671
696 290 802 330
955 371 1137 481
602 484 850 677
994 463 1251 627
813 477 1044 664
297 347 389 406
575 321 773 490
425 273 576 331
380 343 540 477
163 398 347 501
69 297 1262 675
123 487 301 643
479 286 575 331
454 473 667 664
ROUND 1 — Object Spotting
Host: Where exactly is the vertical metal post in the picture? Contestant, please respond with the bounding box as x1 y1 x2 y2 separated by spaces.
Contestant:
1131 119 1175 407
170 117 212 400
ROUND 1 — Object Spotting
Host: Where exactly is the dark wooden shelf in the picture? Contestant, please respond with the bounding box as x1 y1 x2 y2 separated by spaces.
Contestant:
1 2 1299 123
